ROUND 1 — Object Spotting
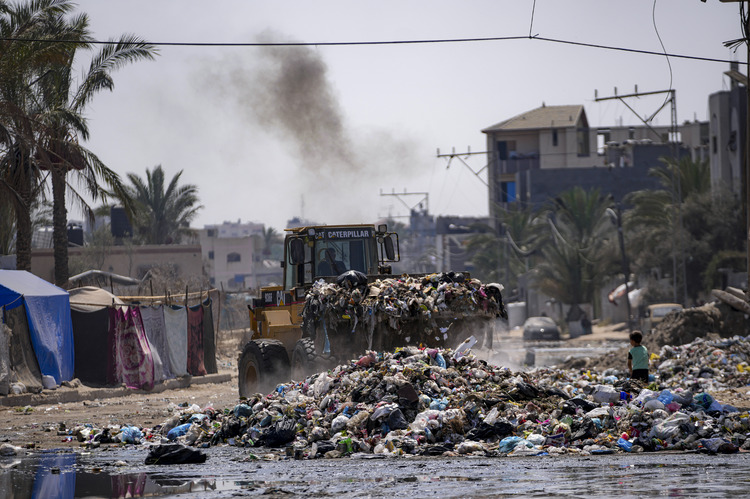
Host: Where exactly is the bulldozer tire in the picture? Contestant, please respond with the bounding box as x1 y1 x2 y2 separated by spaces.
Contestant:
238 339 290 398
291 337 317 380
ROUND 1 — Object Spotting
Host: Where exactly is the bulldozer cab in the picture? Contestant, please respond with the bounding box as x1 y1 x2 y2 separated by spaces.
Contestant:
284 224 398 289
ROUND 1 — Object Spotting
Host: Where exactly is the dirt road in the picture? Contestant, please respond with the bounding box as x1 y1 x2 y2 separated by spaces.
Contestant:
0 373 239 450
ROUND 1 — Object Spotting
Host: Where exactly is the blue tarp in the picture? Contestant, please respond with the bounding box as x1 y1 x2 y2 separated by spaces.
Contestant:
0 270 74 384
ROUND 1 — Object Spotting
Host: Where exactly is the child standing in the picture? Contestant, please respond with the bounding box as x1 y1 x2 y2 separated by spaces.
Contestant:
628 330 649 382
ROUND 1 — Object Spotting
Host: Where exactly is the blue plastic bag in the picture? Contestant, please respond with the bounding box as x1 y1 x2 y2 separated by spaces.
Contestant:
120 426 143 444
498 436 525 453
167 423 191 441
617 437 632 452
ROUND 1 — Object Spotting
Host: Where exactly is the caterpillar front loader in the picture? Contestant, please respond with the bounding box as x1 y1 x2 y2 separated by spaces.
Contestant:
238 223 506 397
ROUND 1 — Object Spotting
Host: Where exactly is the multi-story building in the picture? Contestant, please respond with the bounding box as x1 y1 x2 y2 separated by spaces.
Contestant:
708 62 747 194
481 103 710 229
198 220 264 291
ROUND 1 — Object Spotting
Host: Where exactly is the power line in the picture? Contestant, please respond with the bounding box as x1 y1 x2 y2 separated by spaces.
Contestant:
0 34 743 65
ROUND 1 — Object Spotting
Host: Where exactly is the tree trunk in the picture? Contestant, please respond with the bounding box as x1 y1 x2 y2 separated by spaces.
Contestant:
51 166 69 286
14 153 32 272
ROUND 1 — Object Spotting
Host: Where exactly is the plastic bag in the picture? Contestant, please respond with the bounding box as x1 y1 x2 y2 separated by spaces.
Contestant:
498 436 526 453
119 426 143 444
617 437 632 452
453 335 477 361
167 423 192 441
592 385 619 404
145 443 207 465
331 415 349 433
262 417 297 447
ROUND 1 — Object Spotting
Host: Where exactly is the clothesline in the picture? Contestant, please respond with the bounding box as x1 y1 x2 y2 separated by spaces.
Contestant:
68 289 219 309
118 289 218 302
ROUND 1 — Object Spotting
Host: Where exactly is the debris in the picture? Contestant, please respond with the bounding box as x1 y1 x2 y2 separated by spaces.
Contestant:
145 443 207 465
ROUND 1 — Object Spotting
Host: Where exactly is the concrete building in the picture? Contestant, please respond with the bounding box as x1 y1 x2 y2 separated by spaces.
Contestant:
708 64 747 194
198 220 264 291
482 103 708 228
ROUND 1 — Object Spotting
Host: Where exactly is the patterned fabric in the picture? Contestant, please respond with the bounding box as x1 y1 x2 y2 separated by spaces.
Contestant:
163 305 188 376
107 307 155 390
139 306 173 381
187 304 207 376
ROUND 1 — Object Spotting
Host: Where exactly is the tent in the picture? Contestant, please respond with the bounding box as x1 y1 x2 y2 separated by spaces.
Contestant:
69 286 124 385
0 270 74 385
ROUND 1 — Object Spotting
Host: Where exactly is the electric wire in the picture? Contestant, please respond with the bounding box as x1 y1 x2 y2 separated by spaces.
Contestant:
650 0 673 124
529 0 537 39
0 34 741 65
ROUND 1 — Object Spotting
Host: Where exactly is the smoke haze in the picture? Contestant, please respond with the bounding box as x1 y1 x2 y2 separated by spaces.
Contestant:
197 32 423 227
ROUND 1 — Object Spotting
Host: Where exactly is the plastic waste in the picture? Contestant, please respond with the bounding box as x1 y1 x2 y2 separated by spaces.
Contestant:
498 436 525 453
592 385 619 404
167 423 192 441
185 424 203 445
233 404 252 418
452 335 477 360
119 426 143 444
145 443 207 465
331 415 349 433
617 437 632 452
41 375 56 390
657 390 674 405
643 399 666 412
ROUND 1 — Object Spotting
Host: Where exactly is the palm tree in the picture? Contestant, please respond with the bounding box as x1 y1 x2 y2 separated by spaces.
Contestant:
123 165 202 245
533 187 618 307
466 205 544 288
0 1 155 281
0 0 72 271
31 9 156 285
261 226 282 256
626 156 743 301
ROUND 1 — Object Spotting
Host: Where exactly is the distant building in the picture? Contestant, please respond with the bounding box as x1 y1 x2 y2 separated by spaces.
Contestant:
198 220 264 291
708 62 747 194
482 103 709 228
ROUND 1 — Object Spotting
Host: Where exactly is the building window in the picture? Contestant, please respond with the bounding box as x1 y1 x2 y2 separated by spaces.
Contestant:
577 128 590 157
552 130 558 147
209 277 215 286
207 229 216 237
500 181 516 203
227 252 241 263
208 251 214 260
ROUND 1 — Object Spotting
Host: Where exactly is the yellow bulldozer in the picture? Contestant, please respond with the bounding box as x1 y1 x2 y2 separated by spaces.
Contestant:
239 223 506 397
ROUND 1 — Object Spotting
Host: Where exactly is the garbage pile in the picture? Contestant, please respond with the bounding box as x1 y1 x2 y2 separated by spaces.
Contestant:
563 301 750 372
301 271 507 349
49 333 750 459
135 334 749 458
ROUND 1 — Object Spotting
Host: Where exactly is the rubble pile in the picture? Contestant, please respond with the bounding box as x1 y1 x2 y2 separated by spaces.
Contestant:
648 303 729 349
302 272 507 349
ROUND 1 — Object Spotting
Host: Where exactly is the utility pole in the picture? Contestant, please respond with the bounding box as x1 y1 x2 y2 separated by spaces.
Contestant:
595 86 687 306
436 147 490 186
379 189 429 215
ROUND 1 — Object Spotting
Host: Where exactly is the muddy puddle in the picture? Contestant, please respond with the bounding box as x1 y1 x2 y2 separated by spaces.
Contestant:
2 448 750 498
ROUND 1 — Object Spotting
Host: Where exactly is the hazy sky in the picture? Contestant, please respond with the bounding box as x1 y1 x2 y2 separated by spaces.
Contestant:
70 0 741 231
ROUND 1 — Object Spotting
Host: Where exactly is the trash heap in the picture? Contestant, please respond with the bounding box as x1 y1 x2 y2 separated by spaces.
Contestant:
49 334 750 459
301 271 507 348
655 335 750 390
144 334 750 458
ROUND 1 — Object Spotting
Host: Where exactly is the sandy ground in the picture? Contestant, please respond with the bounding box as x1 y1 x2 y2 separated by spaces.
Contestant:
0 373 240 450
